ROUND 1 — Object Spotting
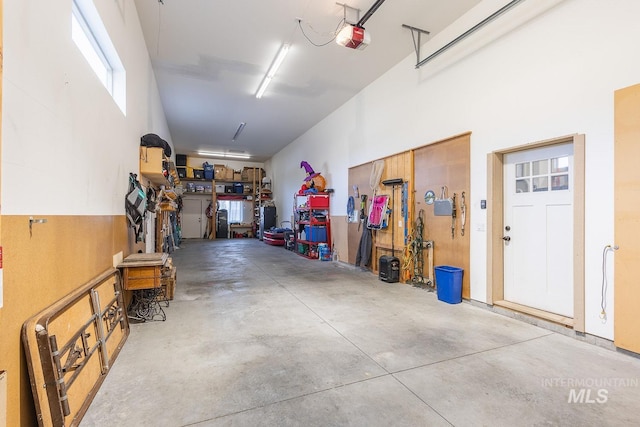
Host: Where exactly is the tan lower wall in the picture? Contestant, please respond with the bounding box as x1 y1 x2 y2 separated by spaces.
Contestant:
331 215 347 263
0 215 129 427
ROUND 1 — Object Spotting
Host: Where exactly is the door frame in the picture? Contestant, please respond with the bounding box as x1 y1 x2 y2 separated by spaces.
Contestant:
486 134 585 331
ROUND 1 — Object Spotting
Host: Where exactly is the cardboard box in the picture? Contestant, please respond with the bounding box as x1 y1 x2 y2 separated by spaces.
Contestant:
234 172 242 181
224 168 234 180
244 167 263 182
139 146 164 177
164 267 177 300
214 164 226 179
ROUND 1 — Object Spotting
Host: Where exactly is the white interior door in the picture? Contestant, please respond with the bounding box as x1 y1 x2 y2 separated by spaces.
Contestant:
503 143 574 317
182 198 203 238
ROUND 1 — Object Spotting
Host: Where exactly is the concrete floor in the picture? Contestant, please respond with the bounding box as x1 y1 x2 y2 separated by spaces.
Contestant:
82 239 640 426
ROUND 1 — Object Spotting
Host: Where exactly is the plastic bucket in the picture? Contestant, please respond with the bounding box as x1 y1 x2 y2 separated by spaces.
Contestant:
434 266 463 304
318 244 331 261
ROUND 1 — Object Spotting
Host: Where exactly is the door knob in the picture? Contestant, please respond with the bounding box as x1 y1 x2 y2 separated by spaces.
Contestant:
502 236 511 242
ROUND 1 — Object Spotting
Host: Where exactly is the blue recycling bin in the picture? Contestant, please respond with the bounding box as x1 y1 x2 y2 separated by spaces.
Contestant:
434 266 463 304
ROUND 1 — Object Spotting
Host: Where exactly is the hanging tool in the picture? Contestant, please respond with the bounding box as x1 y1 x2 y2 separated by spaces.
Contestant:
405 209 434 289
358 194 368 231
408 210 425 285
402 181 409 245
451 193 457 239
460 191 467 237
347 196 356 222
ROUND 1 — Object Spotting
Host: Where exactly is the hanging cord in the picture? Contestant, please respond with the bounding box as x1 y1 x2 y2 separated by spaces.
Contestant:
460 191 467 236
298 17 346 47
440 185 448 200
451 193 457 239
600 244 619 322
402 240 413 282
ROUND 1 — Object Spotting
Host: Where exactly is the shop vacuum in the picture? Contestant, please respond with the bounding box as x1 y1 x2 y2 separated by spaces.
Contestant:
379 178 403 283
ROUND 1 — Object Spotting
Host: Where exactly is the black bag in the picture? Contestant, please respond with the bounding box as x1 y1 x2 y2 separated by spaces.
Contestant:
140 133 172 157
125 173 147 242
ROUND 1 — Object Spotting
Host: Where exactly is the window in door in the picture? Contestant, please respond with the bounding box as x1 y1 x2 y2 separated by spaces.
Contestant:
514 156 570 194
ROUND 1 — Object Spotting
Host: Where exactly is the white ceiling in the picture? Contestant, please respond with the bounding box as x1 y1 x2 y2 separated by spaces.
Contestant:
133 0 482 162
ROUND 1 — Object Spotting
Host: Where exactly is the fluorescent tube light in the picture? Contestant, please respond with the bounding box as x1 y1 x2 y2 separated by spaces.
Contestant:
232 122 246 142
255 43 290 99
197 151 251 159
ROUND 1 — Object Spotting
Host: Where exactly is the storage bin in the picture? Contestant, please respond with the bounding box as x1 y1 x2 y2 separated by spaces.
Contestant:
177 167 186 178
233 183 244 194
304 225 327 242
215 184 225 193
308 194 329 208
176 154 187 166
434 266 463 304
203 162 214 180
297 243 309 254
193 169 204 179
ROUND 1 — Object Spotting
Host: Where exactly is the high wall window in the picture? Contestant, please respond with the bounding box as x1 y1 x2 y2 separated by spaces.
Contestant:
71 0 126 114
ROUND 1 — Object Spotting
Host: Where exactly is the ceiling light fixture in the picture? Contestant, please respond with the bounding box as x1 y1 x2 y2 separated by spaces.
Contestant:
197 151 251 159
232 122 246 142
255 43 290 99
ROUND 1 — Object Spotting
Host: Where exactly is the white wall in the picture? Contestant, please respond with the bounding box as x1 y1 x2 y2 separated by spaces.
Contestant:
2 0 170 215
270 0 640 340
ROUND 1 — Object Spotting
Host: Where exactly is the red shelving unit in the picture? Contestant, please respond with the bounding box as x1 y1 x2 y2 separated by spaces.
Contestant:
293 194 331 259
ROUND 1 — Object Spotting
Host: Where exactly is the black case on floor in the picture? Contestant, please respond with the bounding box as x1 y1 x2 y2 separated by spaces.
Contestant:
379 255 400 283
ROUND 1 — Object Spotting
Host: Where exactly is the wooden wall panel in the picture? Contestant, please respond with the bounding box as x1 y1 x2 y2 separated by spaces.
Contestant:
347 163 373 266
414 133 471 299
614 83 640 353
0 215 129 427
348 152 413 276
374 153 413 261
